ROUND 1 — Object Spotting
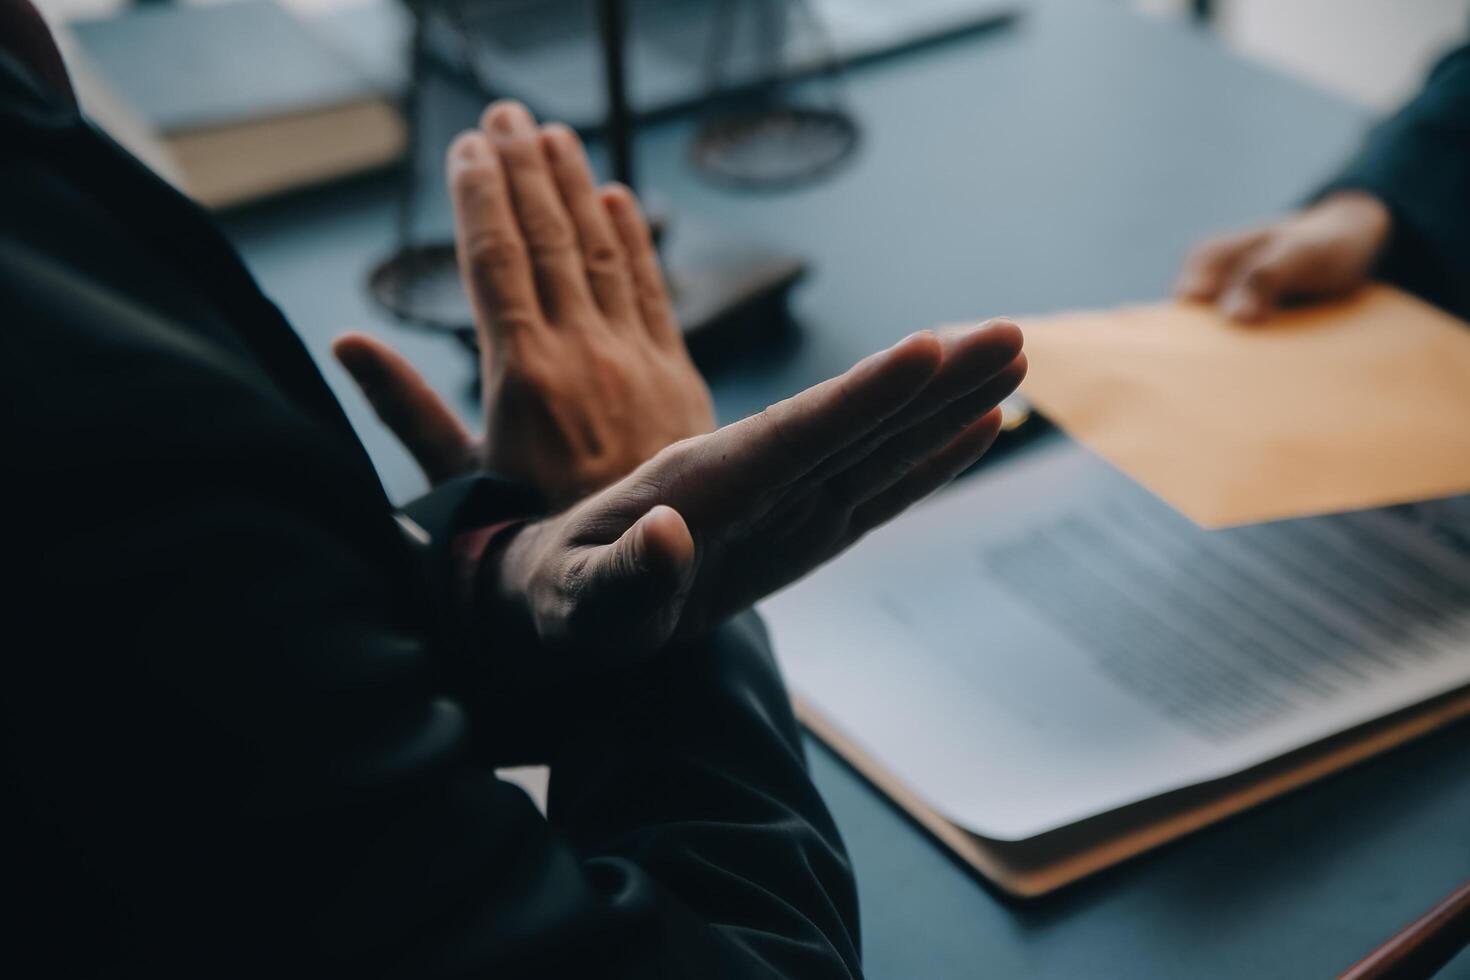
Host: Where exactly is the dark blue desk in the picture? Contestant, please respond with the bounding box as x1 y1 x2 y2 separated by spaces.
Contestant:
224 1 1470 975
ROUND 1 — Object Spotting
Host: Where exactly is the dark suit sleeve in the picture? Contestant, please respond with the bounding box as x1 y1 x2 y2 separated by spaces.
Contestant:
3 241 860 978
1320 38 1470 317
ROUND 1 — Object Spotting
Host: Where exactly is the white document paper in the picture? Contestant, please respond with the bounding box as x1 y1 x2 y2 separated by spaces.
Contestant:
761 443 1470 841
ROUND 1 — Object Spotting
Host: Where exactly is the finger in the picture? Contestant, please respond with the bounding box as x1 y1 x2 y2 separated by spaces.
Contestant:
826 353 1026 507
448 130 543 340
1174 229 1267 302
1220 240 1301 323
603 184 682 347
332 333 475 484
810 318 1023 483
482 101 596 323
553 505 695 654
540 124 638 324
722 331 943 489
849 410 1004 535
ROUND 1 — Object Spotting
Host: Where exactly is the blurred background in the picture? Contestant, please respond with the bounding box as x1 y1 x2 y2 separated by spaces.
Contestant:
37 0 1470 110
1135 0 1468 108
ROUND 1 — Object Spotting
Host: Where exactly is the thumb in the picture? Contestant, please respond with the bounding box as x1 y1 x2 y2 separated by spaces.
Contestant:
332 333 476 484
572 505 696 654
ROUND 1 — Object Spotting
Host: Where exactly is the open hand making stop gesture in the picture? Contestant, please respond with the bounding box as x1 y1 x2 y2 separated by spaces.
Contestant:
335 100 1026 657
335 100 715 508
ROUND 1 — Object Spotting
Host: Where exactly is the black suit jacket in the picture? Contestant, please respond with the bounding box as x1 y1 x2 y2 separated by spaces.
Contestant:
0 41 859 979
1325 36 1470 319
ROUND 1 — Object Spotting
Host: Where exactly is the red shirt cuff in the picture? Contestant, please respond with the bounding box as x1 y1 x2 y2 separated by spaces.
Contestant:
451 519 526 604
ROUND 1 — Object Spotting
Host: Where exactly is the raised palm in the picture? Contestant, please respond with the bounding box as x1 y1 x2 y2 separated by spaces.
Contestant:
496 323 1026 656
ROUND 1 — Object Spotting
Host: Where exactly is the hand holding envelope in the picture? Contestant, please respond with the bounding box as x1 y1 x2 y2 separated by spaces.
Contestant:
1004 284 1470 528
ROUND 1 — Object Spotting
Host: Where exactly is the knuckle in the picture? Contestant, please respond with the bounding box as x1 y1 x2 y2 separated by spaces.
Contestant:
521 212 578 253
528 241 577 267
654 436 700 472
492 311 540 335
463 230 526 275
1241 261 1278 291
583 240 625 277
538 559 589 647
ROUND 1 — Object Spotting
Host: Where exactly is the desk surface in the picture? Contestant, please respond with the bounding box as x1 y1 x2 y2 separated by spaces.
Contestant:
224 1 1470 976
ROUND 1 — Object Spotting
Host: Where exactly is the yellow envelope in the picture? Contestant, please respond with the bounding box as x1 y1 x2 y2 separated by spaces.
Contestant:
1009 285 1470 528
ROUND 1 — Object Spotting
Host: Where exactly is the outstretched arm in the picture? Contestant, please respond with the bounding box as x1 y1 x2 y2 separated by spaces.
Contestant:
1176 37 1470 321
4 232 857 975
1323 39 1470 317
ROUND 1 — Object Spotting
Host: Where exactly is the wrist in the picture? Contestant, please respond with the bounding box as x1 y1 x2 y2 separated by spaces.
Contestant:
475 516 554 642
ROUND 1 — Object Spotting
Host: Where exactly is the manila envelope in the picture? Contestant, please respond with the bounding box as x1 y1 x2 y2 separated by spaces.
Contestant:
1006 285 1470 528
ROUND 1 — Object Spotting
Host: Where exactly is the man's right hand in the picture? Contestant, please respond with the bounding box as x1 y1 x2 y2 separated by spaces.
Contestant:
485 320 1026 659
1174 190 1392 322
334 100 715 509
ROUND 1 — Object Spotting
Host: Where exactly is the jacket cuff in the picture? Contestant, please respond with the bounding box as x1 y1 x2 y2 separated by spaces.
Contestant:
399 472 544 548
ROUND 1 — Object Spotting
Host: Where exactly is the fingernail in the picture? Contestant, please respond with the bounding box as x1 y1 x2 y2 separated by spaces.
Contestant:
490 102 533 138
451 132 490 164
601 183 632 211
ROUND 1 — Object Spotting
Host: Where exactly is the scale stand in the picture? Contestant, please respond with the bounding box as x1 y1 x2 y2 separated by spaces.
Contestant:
595 0 806 364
